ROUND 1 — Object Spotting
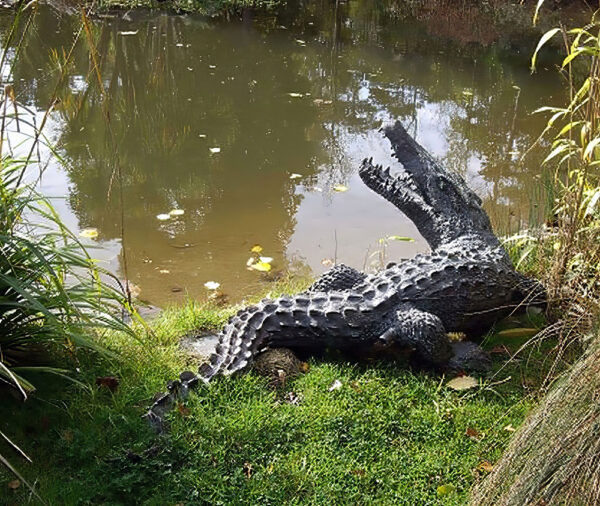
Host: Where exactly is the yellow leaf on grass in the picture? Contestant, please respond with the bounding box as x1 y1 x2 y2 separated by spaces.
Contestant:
437 484 456 496
79 228 98 239
497 328 538 339
477 461 494 472
447 376 478 391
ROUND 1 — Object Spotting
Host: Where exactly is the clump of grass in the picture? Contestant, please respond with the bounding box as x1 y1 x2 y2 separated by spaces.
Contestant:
471 5 600 505
471 336 600 505
1 292 555 504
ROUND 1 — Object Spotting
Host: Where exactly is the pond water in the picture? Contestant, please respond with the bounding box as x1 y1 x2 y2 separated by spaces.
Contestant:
1 1 563 306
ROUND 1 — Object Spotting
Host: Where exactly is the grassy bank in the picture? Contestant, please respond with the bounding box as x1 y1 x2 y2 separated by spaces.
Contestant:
0 273 558 505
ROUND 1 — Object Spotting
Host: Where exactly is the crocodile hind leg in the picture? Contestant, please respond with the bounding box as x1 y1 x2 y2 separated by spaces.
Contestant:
308 264 366 292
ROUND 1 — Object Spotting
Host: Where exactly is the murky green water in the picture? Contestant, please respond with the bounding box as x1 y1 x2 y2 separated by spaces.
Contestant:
1 2 562 306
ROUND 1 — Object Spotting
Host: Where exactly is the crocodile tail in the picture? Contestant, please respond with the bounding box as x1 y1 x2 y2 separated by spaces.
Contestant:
199 299 281 380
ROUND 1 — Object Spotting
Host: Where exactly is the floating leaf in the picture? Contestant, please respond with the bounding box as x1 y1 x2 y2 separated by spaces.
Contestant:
204 281 221 290
250 245 263 253
259 256 273 264
247 257 257 266
295 39 306 44
333 185 349 192
209 64 217 69
447 376 478 391
290 173 302 179
156 214 171 221
287 92 303 98
250 261 272 272
169 209 185 216
497 328 538 339
462 90 473 97
321 258 334 268
79 228 98 239
198 134 207 138
159 269 170 274
209 147 221 154
387 235 414 242
437 484 456 497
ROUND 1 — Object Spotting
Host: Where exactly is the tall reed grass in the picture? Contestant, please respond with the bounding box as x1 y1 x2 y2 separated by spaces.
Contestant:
0 2 134 496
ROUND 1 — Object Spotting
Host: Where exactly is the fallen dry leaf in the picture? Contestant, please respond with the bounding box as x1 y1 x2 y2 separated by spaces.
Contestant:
96 376 120 392
7 480 20 490
177 403 191 417
477 461 494 472
466 427 482 441
328 379 342 391
497 328 538 338
504 424 516 432
447 376 478 391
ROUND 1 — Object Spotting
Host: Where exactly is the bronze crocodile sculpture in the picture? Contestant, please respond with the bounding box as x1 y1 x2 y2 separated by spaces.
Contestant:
143 121 544 431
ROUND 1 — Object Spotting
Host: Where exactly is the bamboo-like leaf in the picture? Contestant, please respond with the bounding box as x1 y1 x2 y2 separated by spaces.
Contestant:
533 0 546 26
583 137 600 161
531 28 561 70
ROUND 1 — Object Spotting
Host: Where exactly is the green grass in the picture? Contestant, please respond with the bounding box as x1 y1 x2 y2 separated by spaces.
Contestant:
0 274 557 505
